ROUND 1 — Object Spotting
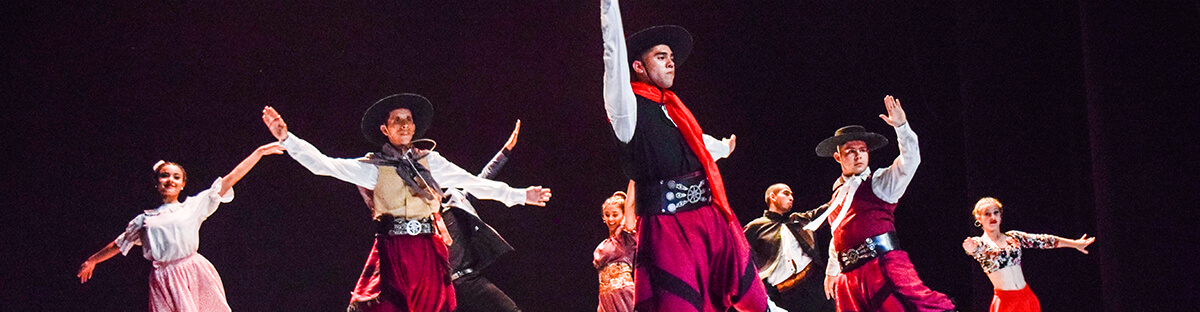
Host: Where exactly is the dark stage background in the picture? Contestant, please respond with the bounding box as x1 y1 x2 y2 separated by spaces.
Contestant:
4 0 1198 311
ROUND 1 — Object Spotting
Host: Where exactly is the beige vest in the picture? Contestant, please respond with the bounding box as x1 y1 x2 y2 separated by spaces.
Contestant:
372 161 438 220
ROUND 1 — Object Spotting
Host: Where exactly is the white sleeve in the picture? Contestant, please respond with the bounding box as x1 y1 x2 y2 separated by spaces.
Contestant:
825 237 841 276
426 151 526 207
189 177 235 221
870 123 920 203
602 0 638 143
113 215 145 256
702 134 731 160
279 132 379 189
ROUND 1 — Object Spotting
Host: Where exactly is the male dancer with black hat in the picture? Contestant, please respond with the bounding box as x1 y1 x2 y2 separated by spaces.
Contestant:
744 184 835 312
600 0 767 311
804 96 955 312
261 95 552 312
348 121 525 312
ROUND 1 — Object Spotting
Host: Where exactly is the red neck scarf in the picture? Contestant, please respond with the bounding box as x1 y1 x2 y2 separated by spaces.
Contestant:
629 81 736 223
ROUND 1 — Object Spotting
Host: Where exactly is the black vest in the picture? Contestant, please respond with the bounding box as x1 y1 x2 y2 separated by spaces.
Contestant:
618 95 704 213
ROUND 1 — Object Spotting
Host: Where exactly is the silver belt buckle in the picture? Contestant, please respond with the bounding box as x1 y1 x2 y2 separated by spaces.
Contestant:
404 220 422 235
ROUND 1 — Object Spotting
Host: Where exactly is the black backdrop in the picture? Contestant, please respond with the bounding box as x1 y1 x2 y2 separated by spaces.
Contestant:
3 1 1197 311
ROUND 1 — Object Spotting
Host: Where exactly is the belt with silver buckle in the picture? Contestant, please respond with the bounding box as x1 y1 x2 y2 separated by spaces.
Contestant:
637 171 712 215
838 231 900 273
375 215 434 236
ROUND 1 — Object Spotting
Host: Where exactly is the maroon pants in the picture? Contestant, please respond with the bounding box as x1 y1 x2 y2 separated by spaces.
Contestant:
834 251 954 312
634 205 768 312
350 235 455 312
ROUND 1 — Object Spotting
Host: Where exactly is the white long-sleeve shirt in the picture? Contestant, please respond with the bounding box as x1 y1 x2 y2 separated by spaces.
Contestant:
279 132 527 207
600 0 731 160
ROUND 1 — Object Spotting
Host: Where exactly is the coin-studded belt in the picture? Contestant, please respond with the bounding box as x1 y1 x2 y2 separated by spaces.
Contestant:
838 231 899 273
636 171 712 215
375 215 434 236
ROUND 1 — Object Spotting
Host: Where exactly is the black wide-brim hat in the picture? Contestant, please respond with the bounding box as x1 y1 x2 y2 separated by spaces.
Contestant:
815 125 889 157
361 93 434 147
627 25 693 67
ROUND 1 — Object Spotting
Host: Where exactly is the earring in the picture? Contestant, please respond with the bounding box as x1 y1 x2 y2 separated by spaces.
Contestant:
974 220 982 228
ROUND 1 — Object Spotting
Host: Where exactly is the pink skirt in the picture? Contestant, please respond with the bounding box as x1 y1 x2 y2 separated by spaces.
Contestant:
148 253 231 312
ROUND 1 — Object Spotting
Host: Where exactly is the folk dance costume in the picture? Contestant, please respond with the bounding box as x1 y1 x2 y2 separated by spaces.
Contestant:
744 206 836 312
282 94 528 312
806 125 955 312
594 229 637 312
113 178 235 312
964 231 1057 312
601 0 768 310
349 148 522 312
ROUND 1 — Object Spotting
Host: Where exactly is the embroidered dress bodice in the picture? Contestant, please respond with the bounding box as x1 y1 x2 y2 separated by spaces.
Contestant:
967 230 1057 274
374 162 438 220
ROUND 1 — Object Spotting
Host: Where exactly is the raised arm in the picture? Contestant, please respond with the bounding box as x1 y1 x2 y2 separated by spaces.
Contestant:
623 179 637 232
870 95 921 203
478 120 520 179
77 242 120 283
602 0 638 142
427 151 550 207
218 142 286 197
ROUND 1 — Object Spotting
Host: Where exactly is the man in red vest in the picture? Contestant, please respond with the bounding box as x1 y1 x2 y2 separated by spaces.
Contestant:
806 96 956 311
600 0 767 310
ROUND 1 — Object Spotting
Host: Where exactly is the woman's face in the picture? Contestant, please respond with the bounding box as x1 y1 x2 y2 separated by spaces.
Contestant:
156 164 186 199
975 203 1002 233
602 202 624 231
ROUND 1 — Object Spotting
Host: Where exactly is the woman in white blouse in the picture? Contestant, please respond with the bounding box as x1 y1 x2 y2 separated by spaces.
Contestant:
77 142 284 312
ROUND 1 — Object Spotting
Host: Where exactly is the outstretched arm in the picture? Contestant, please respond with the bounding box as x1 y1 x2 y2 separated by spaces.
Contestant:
602 0 638 142
218 142 286 197
77 242 120 283
1054 234 1096 254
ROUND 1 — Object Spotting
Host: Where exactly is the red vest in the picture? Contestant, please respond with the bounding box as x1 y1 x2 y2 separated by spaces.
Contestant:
830 177 898 251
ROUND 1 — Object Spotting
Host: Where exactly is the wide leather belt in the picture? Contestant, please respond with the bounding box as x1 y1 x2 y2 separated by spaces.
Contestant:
637 171 712 215
838 231 900 273
375 215 434 236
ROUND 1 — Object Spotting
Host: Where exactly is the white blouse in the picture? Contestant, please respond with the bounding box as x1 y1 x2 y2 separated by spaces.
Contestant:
114 178 234 262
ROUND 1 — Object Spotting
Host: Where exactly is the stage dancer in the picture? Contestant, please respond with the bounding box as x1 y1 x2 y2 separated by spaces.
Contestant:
804 96 956 311
595 190 637 312
348 120 526 312
744 184 835 312
262 94 551 312
962 197 1095 312
77 142 286 312
600 0 768 310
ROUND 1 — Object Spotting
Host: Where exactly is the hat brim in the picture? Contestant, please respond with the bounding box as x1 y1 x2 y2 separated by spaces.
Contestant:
815 132 889 157
627 25 693 67
361 94 434 147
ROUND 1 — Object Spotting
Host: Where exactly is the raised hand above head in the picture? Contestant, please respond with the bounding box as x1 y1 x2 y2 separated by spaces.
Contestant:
878 95 907 127
503 120 521 151
262 106 289 141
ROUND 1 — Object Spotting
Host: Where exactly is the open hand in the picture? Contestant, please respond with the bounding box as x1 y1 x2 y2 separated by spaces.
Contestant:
77 261 96 283
962 237 980 254
255 142 287 156
824 274 838 300
503 120 521 151
878 95 907 127
1072 234 1095 254
262 106 289 141
525 186 552 206
722 134 737 154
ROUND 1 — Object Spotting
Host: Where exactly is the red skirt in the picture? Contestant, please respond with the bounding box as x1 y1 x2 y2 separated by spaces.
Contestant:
634 204 767 312
348 235 455 312
990 284 1039 312
833 251 955 312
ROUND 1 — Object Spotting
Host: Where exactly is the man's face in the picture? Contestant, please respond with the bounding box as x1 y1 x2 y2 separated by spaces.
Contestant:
379 108 415 146
769 186 794 213
833 140 870 176
634 44 676 89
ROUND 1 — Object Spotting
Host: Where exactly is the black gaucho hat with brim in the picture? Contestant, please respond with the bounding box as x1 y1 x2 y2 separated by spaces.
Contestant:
815 125 890 157
627 25 693 67
361 93 434 147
